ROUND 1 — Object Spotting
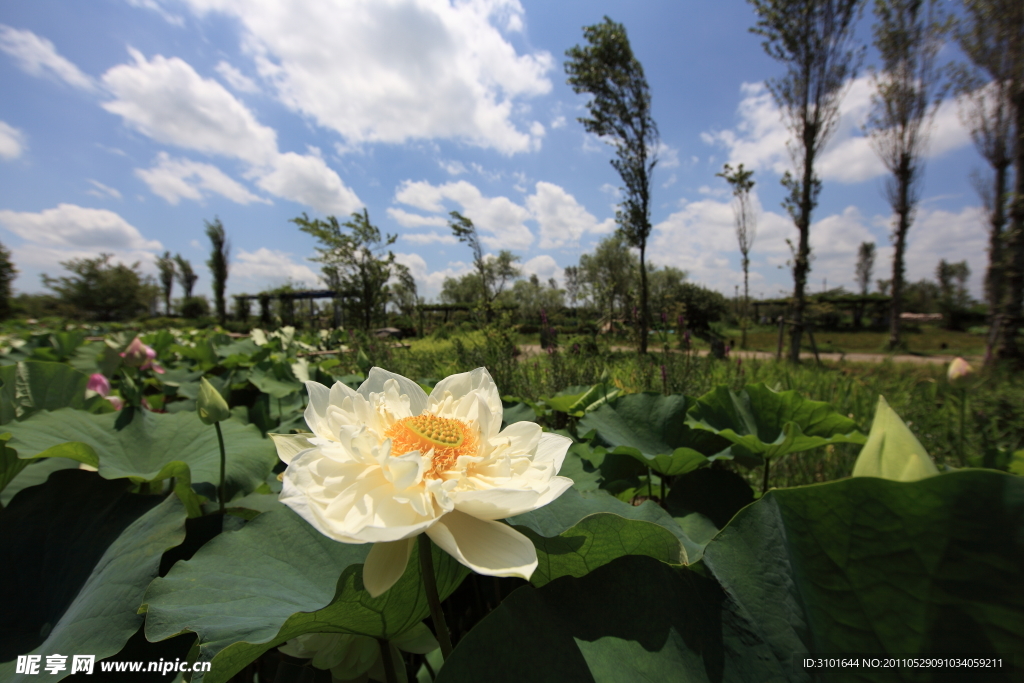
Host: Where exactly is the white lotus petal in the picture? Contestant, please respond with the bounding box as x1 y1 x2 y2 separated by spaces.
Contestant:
359 367 429 415
449 487 543 520
426 510 538 580
392 622 438 654
303 380 333 440
326 635 379 681
529 476 575 511
535 432 573 472
430 367 502 420
363 537 415 598
269 432 315 465
494 421 543 455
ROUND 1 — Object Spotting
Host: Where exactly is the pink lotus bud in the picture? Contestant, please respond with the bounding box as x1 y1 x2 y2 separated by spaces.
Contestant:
947 357 974 388
121 337 150 367
106 396 124 410
87 373 110 397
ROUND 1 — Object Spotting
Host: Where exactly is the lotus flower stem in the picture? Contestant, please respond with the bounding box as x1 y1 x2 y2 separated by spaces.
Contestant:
958 388 967 467
762 457 771 495
418 534 453 660
215 421 226 514
376 638 398 683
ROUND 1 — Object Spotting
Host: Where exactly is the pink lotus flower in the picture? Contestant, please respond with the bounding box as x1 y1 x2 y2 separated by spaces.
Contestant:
106 396 124 410
87 373 110 397
121 337 164 373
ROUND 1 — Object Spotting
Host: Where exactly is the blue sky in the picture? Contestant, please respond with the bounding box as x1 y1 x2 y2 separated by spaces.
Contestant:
0 0 989 304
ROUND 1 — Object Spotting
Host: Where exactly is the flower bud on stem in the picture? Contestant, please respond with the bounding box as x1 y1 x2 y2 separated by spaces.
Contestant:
418 534 453 660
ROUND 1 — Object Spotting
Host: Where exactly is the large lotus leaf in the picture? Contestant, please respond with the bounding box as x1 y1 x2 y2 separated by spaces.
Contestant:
141 504 468 683
248 360 303 398
851 395 939 481
702 470 1024 675
3 408 276 496
0 457 80 506
0 470 186 682
0 361 103 424
0 432 28 496
519 512 684 587
510 487 706 565
579 393 734 474
434 555 779 683
686 383 866 463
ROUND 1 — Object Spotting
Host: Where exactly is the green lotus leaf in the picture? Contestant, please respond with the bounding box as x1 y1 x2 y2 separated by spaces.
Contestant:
578 392 734 474
686 383 867 464
438 470 1024 682
851 394 939 481
0 361 105 425
0 470 186 682
4 408 276 499
141 504 468 683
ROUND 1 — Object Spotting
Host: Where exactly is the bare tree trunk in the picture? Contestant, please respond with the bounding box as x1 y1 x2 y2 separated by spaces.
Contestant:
639 242 649 354
742 255 750 349
889 159 912 350
997 97 1024 361
788 142 815 364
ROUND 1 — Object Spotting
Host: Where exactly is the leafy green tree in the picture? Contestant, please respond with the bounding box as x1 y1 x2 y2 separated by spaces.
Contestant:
937 258 973 326
156 251 176 316
173 254 198 300
578 233 638 327
748 0 864 361
647 265 689 319
955 0 1024 363
509 274 565 323
205 217 230 326
854 241 877 327
292 209 398 331
42 253 151 321
868 0 947 349
447 211 522 320
439 251 521 309
717 163 758 347
389 263 419 319
566 16 659 354
0 240 16 320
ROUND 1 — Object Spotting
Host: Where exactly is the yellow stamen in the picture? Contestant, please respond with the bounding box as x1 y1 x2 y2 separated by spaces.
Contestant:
385 414 477 478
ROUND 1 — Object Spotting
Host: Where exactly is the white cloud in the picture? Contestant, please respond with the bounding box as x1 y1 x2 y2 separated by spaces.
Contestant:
550 115 566 129
102 49 278 165
86 179 122 200
173 0 552 154
126 0 186 26
232 248 320 288
102 50 362 213
136 152 269 205
439 160 467 175
521 254 563 284
655 142 679 169
393 252 472 300
526 181 614 249
402 231 457 245
215 60 260 93
393 179 533 250
704 79 972 184
0 121 26 160
0 204 162 250
386 207 448 228
255 151 362 215
0 25 97 91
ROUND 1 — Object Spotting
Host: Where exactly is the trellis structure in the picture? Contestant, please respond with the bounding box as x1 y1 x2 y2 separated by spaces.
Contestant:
233 289 358 329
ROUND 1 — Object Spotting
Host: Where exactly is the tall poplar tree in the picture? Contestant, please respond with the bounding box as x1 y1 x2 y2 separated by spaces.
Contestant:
867 0 947 350
173 254 198 300
565 16 659 354
717 163 758 348
156 251 176 316
748 0 864 362
956 0 1024 363
205 218 230 326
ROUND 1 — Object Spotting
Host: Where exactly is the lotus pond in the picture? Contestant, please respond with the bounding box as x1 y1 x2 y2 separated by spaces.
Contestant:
0 325 1021 683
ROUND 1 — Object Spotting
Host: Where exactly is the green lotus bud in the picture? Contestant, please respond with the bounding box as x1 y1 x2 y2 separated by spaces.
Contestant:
197 377 231 425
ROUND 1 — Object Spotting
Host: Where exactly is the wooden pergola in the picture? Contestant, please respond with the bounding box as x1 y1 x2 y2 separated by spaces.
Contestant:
233 289 358 329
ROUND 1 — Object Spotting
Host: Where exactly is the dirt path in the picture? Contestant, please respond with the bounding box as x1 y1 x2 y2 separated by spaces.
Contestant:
518 344 977 366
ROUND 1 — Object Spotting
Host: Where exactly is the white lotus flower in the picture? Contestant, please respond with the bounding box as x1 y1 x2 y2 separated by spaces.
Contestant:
273 367 573 597
279 622 437 683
